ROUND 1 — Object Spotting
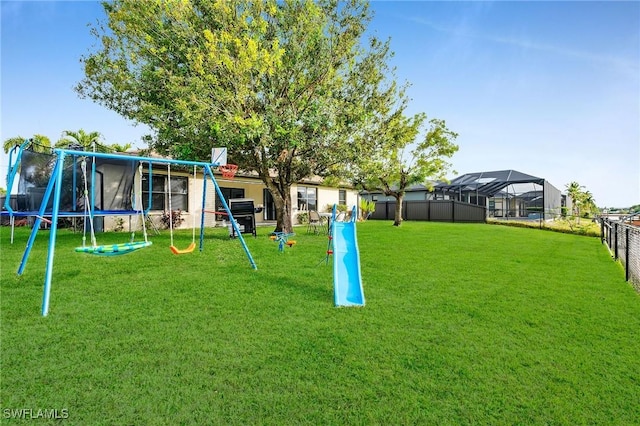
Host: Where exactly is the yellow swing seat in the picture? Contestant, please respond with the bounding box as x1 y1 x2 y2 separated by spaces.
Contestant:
170 242 196 255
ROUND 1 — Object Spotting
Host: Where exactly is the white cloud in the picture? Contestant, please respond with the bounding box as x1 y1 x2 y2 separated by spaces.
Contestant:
407 14 639 78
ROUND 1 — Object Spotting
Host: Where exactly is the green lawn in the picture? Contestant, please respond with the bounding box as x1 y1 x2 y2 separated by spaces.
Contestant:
1 221 639 425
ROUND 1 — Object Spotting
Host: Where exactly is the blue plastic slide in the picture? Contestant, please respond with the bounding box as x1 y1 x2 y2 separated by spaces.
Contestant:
332 212 365 307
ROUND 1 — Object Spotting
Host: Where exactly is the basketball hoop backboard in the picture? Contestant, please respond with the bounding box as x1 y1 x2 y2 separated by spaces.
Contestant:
211 147 227 166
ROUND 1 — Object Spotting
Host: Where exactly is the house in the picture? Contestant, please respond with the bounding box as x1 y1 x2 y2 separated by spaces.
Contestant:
135 165 360 231
4 146 360 232
360 170 565 221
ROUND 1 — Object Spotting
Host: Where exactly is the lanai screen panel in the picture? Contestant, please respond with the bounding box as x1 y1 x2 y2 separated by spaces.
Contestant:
544 180 562 218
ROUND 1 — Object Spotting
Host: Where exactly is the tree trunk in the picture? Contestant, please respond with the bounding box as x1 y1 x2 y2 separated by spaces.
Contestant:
268 183 293 234
393 194 403 226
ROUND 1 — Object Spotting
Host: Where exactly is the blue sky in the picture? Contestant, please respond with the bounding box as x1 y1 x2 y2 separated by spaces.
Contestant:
1 1 638 208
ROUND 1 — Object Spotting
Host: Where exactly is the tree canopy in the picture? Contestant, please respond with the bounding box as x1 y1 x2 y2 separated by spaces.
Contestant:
77 0 399 232
352 114 459 226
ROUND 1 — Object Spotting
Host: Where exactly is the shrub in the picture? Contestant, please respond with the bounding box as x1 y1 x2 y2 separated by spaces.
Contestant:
359 199 376 220
297 212 309 225
160 209 185 229
323 204 348 213
113 217 125 232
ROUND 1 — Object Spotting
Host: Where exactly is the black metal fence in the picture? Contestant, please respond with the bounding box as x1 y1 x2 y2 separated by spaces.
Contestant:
370 200 486 223
601 219 640 292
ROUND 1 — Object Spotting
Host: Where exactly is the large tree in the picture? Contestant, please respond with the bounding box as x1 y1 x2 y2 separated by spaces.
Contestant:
76 0 398 232
353 114 458 226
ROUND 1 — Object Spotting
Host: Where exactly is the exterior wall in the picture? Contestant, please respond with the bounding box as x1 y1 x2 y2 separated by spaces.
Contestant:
214 175 267 226
104 170 359 231
404 191 436 201
314 186 359 212
292 183 359 224
544 180 562 218
101 172 359 232
103 169 212 232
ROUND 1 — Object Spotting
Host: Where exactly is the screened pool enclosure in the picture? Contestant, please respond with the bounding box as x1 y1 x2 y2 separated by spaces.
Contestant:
434 170 564 220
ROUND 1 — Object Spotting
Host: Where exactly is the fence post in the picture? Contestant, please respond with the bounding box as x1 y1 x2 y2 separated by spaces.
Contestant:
600 219 605 244
609 222 613 249
626 227 630 282
614 223 618 259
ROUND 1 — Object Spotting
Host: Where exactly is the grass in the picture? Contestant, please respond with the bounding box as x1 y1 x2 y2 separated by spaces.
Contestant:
1 221 639 425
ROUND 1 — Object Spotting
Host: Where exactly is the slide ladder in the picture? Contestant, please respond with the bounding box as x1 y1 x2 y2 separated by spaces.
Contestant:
331 206 365 306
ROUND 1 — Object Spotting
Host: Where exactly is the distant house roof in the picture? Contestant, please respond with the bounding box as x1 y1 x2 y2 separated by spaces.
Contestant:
359 182 439 195
434 170 546 197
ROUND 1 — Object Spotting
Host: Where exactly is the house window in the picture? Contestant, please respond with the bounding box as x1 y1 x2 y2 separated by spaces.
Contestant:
297 186 317 211
216 187 245 211
339 189 347 206
142 174 188 211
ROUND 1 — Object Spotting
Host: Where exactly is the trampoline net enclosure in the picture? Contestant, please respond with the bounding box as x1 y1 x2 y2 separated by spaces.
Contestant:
12 149 136 213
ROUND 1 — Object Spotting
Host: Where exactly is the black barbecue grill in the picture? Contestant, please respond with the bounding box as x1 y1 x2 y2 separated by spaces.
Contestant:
228 198 260 238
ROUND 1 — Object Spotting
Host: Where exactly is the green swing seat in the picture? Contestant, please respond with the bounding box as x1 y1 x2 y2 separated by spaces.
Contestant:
75 241 152 256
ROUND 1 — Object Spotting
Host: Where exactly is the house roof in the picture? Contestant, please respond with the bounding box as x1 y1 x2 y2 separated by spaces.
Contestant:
434 170 545 197
359 182 439 195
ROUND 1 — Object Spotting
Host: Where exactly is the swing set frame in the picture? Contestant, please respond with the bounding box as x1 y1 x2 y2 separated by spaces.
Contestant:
16 148 257 316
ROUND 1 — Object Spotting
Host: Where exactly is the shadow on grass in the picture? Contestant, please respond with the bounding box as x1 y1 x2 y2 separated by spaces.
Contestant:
252 267 333 305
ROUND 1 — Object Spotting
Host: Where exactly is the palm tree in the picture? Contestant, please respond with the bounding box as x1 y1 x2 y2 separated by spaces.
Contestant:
582 191 597 218
3 134 52 153
3 136 25 154
109 142 133 153
565 181 583 219
56 129 105 152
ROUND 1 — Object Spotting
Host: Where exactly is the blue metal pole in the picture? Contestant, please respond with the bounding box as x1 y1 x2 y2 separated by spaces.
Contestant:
41 151 66 316
54 148 225 168
204 165 257 270
17 155 63 275
199 170 207 252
